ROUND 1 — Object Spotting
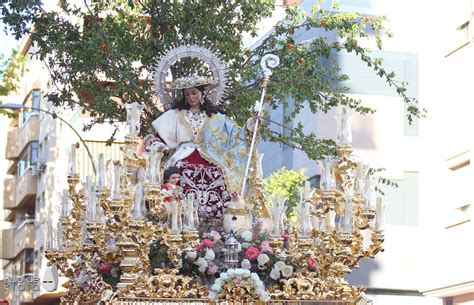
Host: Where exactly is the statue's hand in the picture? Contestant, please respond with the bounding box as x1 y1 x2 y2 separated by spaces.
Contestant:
246 116 267 132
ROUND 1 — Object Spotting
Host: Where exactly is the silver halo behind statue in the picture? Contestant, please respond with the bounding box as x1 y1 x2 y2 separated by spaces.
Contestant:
153 44 228 108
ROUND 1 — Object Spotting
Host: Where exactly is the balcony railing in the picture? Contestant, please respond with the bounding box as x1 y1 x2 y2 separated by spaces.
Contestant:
15 167 37 208
13 220 35 257
17 114 39 155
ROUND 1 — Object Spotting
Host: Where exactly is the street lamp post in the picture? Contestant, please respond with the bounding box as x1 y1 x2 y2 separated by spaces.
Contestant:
0 103 97 175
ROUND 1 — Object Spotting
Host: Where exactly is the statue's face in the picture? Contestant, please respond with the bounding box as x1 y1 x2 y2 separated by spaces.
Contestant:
183 87 202 108
169 173 180 185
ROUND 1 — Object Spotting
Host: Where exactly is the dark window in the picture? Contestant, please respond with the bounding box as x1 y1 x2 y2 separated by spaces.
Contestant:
309 174 321 189
25 249 34 273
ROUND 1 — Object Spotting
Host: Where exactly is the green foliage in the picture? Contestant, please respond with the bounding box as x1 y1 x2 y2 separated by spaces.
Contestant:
368 167 399 195
0 0 424 159
262 167 307 217
0 49 26 118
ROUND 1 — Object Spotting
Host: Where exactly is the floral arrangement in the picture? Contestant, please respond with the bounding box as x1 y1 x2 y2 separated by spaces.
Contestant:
180 230 223 283
178 220 319 287
209 268 269 301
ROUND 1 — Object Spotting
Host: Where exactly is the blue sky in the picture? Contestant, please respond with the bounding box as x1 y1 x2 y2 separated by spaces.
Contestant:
1 23 20 57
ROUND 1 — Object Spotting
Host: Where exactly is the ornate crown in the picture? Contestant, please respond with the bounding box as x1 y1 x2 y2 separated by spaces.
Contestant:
171 74 218 90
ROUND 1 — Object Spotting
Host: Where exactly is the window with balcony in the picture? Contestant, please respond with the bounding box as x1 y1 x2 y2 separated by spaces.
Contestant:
20 90 41 127
17 141 38 178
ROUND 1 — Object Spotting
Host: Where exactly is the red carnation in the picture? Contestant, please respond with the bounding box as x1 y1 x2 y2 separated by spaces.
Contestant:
98 262 111 274
245 247 260 261
202 239 213 249
307 257 317 270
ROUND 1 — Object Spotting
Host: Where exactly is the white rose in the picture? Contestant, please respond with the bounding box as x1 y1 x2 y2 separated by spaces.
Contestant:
205 249 215 260
240 230 253 242
260 292 270 301
241 259 251 270
208 292 218 300
242 269 251 276
211 282 222 291
195 257 208 269
281 265 294 278
185 251 197 260
257 254 270 266
274 261 286 272
270 268 280 280
220 272 229 281
234 268 245 276
250 273 260 283
241 242 252 249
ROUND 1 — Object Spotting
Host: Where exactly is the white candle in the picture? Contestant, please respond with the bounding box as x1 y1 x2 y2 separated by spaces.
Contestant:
46 219 53 249
112 163 121 199
303 181 311 201
87 185 97 222
326 210 336 232
364 174 376 210
148 149 158 184
375 197 386 232
68 144 76 174
311 215 320 232
57 222 64 251
300 201 310 238
341 199 353 233
85 175 92 191
132 185 144 220
98 153 106 188
61 189 69 218
354 161 365 195
187 194 195 230
171 200 179 234
272 194 281 237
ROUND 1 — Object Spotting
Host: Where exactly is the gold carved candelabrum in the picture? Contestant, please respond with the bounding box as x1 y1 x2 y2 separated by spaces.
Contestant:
43 104 385 305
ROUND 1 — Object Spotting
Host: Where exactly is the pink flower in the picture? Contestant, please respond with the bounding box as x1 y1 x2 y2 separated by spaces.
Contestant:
202 239 213 249
260 240 273 254
245 246 260 261
209 230 221 241
282 233 290 241
98 262 111 274
206 261 218 275
307 257 317 270
195 245 202 252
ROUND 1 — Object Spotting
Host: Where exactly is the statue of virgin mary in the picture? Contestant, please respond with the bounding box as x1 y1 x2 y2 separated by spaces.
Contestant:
146 74 255 229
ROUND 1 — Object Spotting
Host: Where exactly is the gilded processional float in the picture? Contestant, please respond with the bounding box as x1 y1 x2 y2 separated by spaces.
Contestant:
44 43 386 304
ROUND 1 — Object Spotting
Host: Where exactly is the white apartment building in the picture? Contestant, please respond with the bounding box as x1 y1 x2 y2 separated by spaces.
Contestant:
0 34 125 304
260 1 474 305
